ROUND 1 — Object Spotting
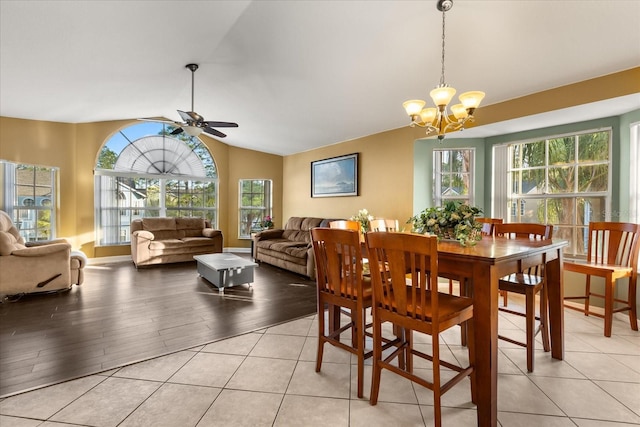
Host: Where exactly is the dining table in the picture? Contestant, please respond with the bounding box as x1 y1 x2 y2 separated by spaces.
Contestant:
436 235 568 426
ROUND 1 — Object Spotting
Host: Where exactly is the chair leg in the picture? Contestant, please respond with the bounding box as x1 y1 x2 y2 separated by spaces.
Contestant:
525 288 536 372
316 304 325 372
540 285 550 352
432 332 442 427
604 277 614 337
584 275 592 316
355 305 365 398
369 315 383 405
502 290 508 307
629 276 639 331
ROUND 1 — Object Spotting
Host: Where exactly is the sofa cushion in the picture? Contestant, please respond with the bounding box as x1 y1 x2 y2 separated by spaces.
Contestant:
142 217 176 231
176 217 205 230
150 230 185 240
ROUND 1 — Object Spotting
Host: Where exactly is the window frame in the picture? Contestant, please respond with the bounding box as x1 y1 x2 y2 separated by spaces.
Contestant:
1 160 58 242
433 148 476 206
502 127 612 258
238 179 272 239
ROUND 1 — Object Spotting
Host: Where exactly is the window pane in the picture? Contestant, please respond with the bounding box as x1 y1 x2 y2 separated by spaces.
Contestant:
576 196 607 224
578 131 609 161
578 164 608 192
548 166 575 193
548 137 575 164
521 141 545 167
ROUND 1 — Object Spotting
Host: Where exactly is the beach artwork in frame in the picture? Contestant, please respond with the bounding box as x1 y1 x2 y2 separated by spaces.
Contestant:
311 153 359 197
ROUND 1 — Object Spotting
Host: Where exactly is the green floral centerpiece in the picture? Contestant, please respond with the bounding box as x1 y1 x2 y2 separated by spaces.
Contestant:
407 201 483 246
350 209 373 233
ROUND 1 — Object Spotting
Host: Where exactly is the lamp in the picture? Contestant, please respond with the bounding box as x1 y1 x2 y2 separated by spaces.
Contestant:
403 0 485 140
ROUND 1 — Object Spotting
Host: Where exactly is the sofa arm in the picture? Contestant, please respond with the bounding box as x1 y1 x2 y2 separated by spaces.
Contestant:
11 242 71 257
202 228 222 238
132 230 155 241
25 238 69 247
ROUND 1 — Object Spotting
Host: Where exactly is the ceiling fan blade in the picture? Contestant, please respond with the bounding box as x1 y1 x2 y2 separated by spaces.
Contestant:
177 110 194 123
138 118 177 125
203 121 238 128
203 126 227 138
170 127 184 135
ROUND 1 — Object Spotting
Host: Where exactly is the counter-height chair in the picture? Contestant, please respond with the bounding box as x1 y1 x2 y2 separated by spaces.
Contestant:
368 219 400 232
311 227 373 398
564 221 640 337
495 222 553 372
328 220 360 231
365 231 475 426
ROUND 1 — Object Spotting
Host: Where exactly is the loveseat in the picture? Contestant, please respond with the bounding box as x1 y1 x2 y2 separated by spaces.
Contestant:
0 210 86 299
252 217 335 277
130 217 223 267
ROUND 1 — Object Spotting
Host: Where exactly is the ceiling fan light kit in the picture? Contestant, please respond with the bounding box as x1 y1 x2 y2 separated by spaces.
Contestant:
139 63 238 139
403 0 485 140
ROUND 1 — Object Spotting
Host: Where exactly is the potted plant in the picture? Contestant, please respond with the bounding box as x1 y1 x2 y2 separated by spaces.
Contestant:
350 209 374 233
261 215 274 229
407 201 483 246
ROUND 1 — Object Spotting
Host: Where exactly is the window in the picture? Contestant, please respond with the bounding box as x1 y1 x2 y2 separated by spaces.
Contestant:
505 129 611 257
0 161 57 242
239 179 272 238
433 149 475 206
95 122 218 246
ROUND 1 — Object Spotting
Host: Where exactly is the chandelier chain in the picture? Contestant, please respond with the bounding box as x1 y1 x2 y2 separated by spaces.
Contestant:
440 9 446 86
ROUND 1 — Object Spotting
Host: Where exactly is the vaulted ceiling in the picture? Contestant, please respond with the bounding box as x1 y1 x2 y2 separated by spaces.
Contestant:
1 1 639 155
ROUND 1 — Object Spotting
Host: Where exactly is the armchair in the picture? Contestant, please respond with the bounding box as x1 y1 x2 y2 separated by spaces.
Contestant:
0 210 85 299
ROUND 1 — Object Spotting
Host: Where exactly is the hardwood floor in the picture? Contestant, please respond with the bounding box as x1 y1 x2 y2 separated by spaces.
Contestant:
0 254 317 397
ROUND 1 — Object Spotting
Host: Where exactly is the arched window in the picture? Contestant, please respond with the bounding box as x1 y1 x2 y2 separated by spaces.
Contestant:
95 122 218 246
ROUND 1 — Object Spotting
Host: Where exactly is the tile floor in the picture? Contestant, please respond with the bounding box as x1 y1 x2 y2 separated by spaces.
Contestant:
0 295 639 427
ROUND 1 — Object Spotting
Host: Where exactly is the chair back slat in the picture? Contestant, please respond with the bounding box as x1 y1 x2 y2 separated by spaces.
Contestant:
369 219 400 232
311 227 363 300
495 223 553 240
366 232 439 323
495 223 552 277
587 222 640 267
477 217 504 236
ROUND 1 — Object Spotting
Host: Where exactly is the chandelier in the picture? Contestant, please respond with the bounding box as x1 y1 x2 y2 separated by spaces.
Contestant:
403 0 485 140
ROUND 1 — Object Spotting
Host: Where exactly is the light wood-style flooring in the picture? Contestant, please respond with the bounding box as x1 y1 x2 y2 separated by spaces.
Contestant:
0 254 317 397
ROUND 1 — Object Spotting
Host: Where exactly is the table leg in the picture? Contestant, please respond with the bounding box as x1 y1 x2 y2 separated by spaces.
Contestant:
473 263 499 427
546 249 565 360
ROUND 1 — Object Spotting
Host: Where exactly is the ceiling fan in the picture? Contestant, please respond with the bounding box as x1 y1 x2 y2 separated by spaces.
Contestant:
141 63 238 138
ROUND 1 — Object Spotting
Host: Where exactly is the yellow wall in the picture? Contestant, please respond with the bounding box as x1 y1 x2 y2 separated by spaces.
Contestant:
0 117 283 256
283 126 423 226
1 67 639 259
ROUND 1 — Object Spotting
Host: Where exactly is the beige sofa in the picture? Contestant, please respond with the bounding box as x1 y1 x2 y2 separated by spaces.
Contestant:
252 217 335 277
0 210 86 299
130 217 223 267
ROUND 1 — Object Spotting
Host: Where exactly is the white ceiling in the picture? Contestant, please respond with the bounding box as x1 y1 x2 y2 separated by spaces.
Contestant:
1 1 639 155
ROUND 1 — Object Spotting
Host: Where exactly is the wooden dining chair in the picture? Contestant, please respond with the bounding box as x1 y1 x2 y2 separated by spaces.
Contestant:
365 231 475 426
329 220 360 231
310 227 373 398
495 222 552 372
563 221 640 337
368 218 400 232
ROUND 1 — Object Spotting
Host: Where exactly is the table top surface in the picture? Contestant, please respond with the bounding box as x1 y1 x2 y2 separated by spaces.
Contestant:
435 237 568 261
194 253 258 270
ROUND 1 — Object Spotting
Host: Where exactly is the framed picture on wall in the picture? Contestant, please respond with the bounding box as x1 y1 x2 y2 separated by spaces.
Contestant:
311 153 359 197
